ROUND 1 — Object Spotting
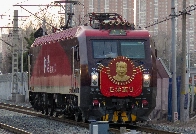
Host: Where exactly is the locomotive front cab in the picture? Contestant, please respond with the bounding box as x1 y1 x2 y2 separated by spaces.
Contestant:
81 35 157 123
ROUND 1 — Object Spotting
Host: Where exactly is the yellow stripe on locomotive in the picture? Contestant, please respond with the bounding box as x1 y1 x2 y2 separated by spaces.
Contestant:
102 112 137 122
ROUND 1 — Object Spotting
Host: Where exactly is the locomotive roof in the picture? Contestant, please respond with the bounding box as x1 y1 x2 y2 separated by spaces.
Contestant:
32 26 82 47
32 26 150 47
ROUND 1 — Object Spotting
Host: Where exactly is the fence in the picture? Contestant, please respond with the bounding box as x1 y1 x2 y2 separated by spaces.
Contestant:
0 72 29 102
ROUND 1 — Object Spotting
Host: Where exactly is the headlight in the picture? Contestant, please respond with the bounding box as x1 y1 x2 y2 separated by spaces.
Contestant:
92 74 98 80
91 72 98 86
143 74 150 87
143 74 150 80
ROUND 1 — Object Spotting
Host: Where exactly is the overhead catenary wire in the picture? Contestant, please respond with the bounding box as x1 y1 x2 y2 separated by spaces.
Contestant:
1 1 88 33
4 2 195 32
19 4 57 29
19 2 58 29
144 4 195 28
1 1 61 33
18 1 85 31
0 0 30 32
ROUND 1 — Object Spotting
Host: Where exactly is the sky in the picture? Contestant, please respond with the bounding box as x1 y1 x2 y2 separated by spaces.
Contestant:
0 0 60 34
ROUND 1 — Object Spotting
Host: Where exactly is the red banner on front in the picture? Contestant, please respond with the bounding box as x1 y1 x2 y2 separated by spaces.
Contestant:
99 56 143 97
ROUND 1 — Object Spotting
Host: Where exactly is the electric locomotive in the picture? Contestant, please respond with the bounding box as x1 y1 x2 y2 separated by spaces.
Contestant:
29 13 157 123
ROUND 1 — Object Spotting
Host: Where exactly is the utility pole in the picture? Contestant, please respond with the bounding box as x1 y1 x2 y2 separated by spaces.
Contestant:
21 31 24 96
134 0 136 25
42 18 46 36
65 0 73 27
12 10 19 101
54 1 78 28
28 54 31 92
65 1 69 24
171 0 177 122
69 1 73 27
180 0 189 122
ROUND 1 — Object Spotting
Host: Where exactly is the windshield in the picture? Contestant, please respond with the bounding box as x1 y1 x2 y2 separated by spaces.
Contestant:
93 41 118 58
92 40 145 59
121 41 145 59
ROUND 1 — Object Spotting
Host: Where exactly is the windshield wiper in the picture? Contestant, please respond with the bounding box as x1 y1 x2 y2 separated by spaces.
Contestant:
96 52 117 63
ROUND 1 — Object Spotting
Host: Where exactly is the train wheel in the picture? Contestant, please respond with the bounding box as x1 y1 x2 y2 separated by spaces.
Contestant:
82 115 87 123
75 112 80 122
33 100 39 112
41 108 44 114
53 111 58 117
48 108 53 116
44 108 48 115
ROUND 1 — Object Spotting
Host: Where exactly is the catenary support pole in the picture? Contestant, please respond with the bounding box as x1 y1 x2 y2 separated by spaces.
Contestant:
180 0 189 122
171 0 178 122
12 10 19 101
134 0 136 25
42 18 46 36
21 31 24 95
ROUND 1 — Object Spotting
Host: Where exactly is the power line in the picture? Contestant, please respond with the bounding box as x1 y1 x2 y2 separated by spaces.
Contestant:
13 4 61 6
144 4 195 28
0 0 30 28
0 38 13 47
17 1 79 31
19 5 57 29
2 1 85 32
19 2 56 28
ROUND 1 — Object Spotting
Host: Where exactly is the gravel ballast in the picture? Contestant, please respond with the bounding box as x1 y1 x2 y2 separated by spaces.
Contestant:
0 109 89 134
2 99 196 134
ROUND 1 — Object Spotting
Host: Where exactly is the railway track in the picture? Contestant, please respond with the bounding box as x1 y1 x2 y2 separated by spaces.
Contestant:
132 125 181 134
0 102 89 131
0 103 33 134
0 102 182 134
109 123 181 134
0 122 31 134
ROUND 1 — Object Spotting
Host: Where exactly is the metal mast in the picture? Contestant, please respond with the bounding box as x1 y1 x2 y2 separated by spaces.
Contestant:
12 10 19 100
171 0 177 122
134 0 136 25
54 1 79 28
180 0 189 122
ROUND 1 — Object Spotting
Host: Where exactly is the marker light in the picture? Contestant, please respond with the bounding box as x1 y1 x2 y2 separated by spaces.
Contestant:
91 71 98 86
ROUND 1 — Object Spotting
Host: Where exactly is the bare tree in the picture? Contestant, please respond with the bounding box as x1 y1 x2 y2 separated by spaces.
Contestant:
152 31 171 70
152 30 184 77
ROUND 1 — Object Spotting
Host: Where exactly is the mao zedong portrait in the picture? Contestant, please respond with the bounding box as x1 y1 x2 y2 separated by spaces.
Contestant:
113 61 130 81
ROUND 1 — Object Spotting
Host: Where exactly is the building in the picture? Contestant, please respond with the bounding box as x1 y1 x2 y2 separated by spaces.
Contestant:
75 0 196 52
1 0 195 73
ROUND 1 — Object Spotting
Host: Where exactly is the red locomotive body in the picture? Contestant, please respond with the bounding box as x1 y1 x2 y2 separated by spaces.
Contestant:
29 13 157 123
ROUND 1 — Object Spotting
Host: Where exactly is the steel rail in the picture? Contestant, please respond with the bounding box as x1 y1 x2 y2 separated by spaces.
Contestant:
0 102 182 134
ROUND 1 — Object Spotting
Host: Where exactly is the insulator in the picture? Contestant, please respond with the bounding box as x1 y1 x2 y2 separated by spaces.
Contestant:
115 21 120 25
127 22 131 26
102 21 106 25
108 21 113 25
121 21 126 25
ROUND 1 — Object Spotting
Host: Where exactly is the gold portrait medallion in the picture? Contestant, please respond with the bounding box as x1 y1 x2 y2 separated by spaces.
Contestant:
107 56 136 85
113 61 130 81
